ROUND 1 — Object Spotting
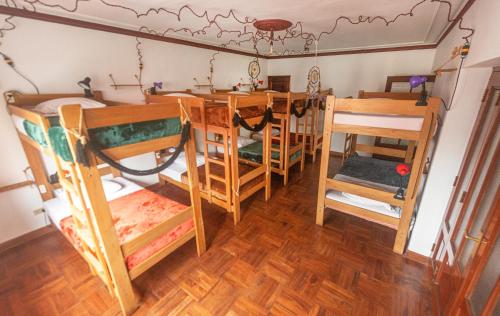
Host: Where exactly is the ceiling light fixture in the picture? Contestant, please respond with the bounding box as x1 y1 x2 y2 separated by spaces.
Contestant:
253 19 293 54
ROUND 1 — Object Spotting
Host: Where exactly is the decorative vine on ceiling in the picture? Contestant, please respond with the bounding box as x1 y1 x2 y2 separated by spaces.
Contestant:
0 0 474 57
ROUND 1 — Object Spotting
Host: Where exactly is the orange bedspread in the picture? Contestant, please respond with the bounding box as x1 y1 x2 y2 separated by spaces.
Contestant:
60 189 194 270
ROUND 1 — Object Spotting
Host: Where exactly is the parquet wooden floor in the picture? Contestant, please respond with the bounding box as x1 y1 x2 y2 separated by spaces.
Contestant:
0 157 433 315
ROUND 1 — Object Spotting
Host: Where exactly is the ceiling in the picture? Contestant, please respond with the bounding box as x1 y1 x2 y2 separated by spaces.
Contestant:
1 0 468 56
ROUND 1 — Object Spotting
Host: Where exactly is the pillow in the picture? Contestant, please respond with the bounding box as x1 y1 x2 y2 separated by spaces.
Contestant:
102 179 122 196
35 97 106 115
166 93 195 97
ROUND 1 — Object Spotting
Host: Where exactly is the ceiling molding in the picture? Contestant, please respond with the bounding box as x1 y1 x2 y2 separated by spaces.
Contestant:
0 6 260 58
0 0 477 60
267 44 437 59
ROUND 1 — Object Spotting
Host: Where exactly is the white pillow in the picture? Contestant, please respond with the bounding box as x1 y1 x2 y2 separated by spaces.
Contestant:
166 93 195 97
102 179 122 196
342 192 393 211
35 97 106 115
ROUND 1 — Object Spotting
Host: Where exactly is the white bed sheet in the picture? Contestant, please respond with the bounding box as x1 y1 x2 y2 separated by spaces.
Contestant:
334 113 423 131
160 152 205 182
46 176 143 230
325 174 401 219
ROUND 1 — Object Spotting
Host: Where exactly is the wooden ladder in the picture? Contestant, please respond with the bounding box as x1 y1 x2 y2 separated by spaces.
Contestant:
203 130 232 212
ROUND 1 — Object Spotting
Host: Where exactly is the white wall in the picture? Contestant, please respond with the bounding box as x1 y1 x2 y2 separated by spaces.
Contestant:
0 17 267 243
268 50 436 151
409 0 499 256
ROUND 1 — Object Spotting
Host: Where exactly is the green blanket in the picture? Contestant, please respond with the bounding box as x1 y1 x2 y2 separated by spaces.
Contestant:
238 141 302 164
23 116 60 147
24 117 181 162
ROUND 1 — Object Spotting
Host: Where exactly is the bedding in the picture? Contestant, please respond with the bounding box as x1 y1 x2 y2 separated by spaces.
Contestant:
34 97 106 115
338 154 410 188
238 141 302 164
48 176 143 229
46 185 193 270
190 103 264 128
160 152 205 182
325 190 401 218
333 113 423 131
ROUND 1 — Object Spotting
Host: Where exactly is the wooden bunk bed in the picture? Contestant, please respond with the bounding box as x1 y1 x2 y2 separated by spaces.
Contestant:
316 95 439 254
247 91 307 185
6 92 206 315
145 92 272 224
289 89 331 162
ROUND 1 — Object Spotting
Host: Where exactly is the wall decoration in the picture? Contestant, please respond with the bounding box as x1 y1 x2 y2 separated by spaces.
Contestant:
307 66 320 95
248 59 261 79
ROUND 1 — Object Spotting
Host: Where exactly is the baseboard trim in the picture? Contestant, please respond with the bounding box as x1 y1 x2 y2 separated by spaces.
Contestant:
0 225 55 254
405 250 431 266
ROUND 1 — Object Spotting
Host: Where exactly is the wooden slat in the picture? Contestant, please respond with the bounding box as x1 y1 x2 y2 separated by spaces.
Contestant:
59 178 76 194
100 135 181 160
234 95 269 108
334 98 433 116
7 91 104 106
355 143 407 158
121 207 193 257
128 229 195 280
239 166 265 186
208 174 226 183
240 181 266 201
83 103 181 129
0 180 34 194
206 140 224 147
8 105 43 125
333 124 420 141
324 198 400 229
206 157 225 166
326 178 404 207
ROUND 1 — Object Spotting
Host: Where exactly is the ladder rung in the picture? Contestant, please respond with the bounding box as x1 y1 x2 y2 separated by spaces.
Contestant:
206 140 224 147
271 136 281 140
207 157 225 166
271 148 280 152
59 178 75 194
78 229 96 251
271 124 281 128
208 174 226 182
271 159 281 163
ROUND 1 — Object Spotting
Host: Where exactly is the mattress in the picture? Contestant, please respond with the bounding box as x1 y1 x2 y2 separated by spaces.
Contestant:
12 115 28 136
338 154 410 188
238 141 302 164
334 113 423 131
160 152 205 182
325 190 401 218
46 176 143 230
45 179 193 270
190 103 265 128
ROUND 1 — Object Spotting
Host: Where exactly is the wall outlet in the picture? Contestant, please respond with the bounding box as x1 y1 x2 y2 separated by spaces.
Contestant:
33 208 45 216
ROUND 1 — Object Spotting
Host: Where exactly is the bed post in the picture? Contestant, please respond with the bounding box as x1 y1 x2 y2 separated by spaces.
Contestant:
264 94 272 201
393 99 438 254
300 95 307 172
316 95 335 226
283 92 292 185
229 96 241 224
59 105 139 315
180 100 206 256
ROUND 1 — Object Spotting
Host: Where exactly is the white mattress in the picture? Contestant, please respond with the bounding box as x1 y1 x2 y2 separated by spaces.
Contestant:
334 113 423 131
251 129 280 141
45 176 143 230
325 174 401 219
215 136 256 154
12 115 28 136
160 152 205 182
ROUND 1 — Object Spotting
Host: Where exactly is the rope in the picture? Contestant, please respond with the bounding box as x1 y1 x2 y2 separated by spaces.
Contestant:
232 107 273 132
76 121 191 175
291 98 314 118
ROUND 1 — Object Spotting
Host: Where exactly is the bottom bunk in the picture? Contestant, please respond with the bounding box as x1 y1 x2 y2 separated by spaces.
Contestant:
238 140 302 167
43 176 195 275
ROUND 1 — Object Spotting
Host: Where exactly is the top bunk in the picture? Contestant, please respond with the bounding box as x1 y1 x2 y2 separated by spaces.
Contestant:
329 96 440 141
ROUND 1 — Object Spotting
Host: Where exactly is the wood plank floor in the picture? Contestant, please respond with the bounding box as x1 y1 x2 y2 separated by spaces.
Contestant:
0 156 433 315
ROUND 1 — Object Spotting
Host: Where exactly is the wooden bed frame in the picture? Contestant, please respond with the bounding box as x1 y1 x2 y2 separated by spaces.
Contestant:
294 89 331 162
6 92 206 314
59 101 205 315
263 91 307 185
316 95 439 254
145 93 272 225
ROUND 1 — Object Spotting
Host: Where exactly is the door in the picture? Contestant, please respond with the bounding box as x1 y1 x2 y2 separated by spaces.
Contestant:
431 68 500 315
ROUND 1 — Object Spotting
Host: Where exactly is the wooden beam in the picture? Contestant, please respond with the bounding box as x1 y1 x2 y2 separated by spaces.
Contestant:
0 180 34 194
